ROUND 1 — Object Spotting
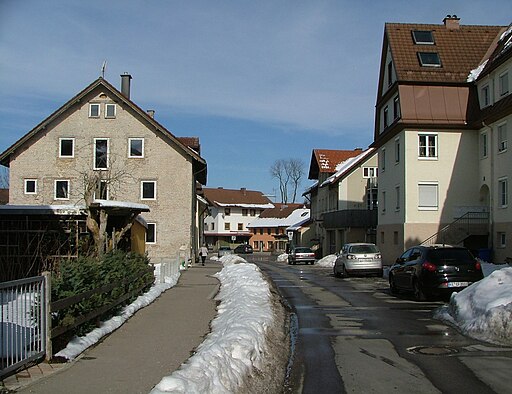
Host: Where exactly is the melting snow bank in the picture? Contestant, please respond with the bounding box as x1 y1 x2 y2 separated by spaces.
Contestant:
151 254 289 394
315 254 337 268
55 264 181 360
435 267 512 346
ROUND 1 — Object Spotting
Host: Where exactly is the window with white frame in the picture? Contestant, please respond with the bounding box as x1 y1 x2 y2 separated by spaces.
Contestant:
498 178 508 208
480 131 488 158
55 180 69 200
141 181 156 200
481 84 490 107
105 104 116 118
499 72 509 97
395 185 400 211
94 138 109 169
363 167 378 178
59 138 74 158
498 232 506 248
381 148 386 171
498 123 507 152
24 179 37 194
418 134 438 158
418 182 438 210
394 138 400 163
129 138 144 158
146 223 156 244
225 222 231 231
89 103 100 118
95 179 109 200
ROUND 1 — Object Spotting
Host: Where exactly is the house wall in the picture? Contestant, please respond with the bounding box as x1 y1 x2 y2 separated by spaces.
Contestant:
9 89 195 263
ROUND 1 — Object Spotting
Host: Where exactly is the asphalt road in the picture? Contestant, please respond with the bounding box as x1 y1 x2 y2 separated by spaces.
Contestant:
249 255 512 394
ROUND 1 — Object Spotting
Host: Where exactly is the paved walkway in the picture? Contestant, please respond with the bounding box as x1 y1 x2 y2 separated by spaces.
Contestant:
3 261 222 393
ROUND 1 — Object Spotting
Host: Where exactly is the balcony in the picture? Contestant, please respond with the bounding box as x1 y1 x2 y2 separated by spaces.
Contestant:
322 209 378 229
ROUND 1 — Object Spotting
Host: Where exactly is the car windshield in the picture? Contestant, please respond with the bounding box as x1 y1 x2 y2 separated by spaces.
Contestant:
349 245 379 254
427 248 474 265
294 247 312 253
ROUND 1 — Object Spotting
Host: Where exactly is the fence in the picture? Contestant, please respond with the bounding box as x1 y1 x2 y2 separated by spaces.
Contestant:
0 275 47 380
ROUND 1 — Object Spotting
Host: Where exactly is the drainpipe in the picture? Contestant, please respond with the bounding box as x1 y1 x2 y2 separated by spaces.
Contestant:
483 121 494 251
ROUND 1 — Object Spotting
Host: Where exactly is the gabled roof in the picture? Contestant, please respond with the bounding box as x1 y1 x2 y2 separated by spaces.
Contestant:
472 23 512 81
321 148 376 187
308 149 364 180
0 77 207 184
202 187 273 209
259 203 304 219
246 205 310 229
383 20 504 85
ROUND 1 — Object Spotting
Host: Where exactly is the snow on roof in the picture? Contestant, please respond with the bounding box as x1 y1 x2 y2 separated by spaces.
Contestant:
247 208 309 229
214 201 275 209
302 180 319 195
0 201 150 215
92 199 150 211
467 59 489 82
321 148 375 187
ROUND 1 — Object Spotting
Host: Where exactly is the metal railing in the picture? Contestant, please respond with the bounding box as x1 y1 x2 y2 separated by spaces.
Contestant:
421 211 490 246
1 276 47 380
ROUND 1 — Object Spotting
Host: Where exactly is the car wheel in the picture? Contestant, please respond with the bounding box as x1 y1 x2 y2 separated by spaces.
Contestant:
340 265 348 278
413 279 427 301
288 258 292 265
376 269 383 278
389 275 398 294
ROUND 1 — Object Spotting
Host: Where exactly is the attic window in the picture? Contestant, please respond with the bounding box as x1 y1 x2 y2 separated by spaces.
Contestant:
418 52 442 67
412 30 435 45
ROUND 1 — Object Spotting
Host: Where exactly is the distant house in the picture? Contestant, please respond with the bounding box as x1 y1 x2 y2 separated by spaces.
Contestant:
304 148 371 256
202 187 273 249
247 203 311 252
372 16 510 262
0 74 207 264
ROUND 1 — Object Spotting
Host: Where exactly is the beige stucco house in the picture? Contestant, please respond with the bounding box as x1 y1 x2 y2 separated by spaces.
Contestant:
0 75 207 264
372 16 510 263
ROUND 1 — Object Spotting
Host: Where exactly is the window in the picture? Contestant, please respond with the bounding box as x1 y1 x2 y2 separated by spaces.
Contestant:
211 223 215 231
363 167 378 178
89 103 100 118
128 138 144 158
381 148 386 171
367 188 378 210
242 209 248 216
480 132 488 158
418 52 441 67
225 223 231 231
498 232 506 248
387 61 393 86
381 191 386 213
498 178 508 208
498 123 507 152
146 223 156 244
250 209 256 216
380 231 385 244
224 208 231 216
59 138 74 157
393 231 399 245
394 138 400 163
418 183 438 210
105 104 116 118
481 85 490 107
141 181 156 200
418 134 438 158
94 138 109 169
238 223 243 231
24 179 37 194
55 180 69 200
383 106 389 128
267 228 271 235
395 186 400 211
412 30 435 45
499 72 509 96
259 228 263 235
393 96 400 119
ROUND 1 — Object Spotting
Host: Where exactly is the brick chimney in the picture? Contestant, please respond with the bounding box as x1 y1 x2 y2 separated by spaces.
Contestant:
146 109 155 118
120 72 132 99
443 15 460 30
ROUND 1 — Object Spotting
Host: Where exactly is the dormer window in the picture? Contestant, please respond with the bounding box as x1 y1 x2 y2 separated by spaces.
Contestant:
418 52 441 67
412 30 435 45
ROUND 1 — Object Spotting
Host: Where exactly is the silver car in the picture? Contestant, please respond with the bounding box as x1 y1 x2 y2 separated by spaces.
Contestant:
334 243 383 277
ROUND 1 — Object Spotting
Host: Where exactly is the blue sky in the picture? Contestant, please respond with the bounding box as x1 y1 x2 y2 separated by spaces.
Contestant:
0 1 510 199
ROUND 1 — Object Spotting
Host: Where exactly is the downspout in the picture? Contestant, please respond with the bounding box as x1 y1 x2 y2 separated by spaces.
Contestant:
483 121 494 251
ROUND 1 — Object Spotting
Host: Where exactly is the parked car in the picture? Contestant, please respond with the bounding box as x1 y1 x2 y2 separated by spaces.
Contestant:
388 245 484 301
234 244 253 254
288 247 316 265
333 243 383 278
218 246 233 258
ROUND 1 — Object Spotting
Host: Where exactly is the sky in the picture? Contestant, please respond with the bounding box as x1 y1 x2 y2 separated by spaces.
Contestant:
1 1 511 199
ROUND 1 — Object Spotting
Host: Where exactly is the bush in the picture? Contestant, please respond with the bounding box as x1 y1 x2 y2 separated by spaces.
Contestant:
51 251 154 338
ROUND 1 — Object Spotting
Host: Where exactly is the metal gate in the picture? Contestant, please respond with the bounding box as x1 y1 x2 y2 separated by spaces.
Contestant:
1 276 47 380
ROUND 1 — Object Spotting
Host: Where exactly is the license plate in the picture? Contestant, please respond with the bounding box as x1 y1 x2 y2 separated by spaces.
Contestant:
448 281 469 288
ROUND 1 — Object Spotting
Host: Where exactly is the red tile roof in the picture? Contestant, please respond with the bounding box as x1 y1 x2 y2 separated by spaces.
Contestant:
308 149 364 179
259 203 305 219
202 187 272 206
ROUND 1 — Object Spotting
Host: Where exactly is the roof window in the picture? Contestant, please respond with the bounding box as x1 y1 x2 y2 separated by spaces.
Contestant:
418 52 442 67
412 30 435 45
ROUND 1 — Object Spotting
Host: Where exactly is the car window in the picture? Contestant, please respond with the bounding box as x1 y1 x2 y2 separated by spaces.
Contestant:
398 249 413 262
427 248 475 265
409 248 422 261
349 245 379 254
295 247 312 253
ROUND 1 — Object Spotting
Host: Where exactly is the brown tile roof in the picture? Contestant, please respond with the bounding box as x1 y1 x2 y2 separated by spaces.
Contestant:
202 187 272 206
386 22 504 83
177 137 200 154
308 149 364 179
259 203 304 219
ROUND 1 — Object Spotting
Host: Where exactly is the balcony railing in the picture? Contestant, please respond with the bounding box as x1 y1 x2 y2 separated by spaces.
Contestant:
322 209 378 229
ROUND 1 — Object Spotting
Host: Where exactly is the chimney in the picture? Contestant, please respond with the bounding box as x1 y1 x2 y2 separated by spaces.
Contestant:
147 109 155 118
240 187 246 195
443 15 460 30
120 72 132 99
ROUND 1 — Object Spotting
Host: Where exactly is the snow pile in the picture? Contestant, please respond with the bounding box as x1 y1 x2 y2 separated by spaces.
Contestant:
55 264 181 360
316 254 337 267
151 254 274 393
277 253 288 262
435 267 512 346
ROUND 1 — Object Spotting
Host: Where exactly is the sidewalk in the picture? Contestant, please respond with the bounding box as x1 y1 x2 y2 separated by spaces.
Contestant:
3 261 222 394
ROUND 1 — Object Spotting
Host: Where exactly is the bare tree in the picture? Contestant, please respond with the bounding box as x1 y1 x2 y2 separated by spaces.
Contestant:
270 158 305 203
